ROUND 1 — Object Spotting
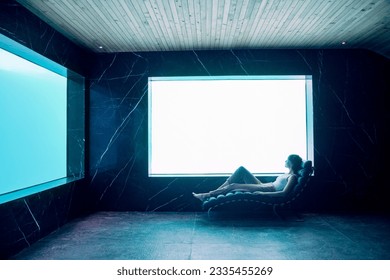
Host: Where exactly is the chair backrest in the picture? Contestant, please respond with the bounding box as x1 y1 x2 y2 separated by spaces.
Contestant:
300 160 313 176
289 160 313 197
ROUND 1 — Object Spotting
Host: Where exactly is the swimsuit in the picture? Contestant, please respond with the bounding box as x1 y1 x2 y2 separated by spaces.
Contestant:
272 174 292 191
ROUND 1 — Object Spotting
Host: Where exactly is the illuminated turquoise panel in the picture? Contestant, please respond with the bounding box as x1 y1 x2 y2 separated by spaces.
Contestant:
0 33 85 203
0 48 67 194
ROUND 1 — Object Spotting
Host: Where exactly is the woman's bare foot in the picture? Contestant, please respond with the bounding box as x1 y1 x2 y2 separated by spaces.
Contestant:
192 192 209 202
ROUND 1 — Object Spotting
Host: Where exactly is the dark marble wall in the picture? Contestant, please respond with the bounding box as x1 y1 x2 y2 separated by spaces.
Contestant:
88 49 390 213
0 0 91 258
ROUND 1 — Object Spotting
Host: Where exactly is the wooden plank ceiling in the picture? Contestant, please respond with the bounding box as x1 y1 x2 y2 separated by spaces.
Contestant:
16 0 390 58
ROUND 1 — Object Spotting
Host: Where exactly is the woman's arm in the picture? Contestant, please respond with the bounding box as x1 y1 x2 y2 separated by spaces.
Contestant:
248 175 298 197
282 174 298 193
227 182 275 192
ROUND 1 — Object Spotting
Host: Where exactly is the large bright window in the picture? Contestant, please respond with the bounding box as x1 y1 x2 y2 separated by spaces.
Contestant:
148 76 313 177
0 34 84 203
0 48 67 194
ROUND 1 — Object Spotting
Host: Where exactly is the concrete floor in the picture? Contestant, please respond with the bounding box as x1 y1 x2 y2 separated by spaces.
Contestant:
11 211 390 260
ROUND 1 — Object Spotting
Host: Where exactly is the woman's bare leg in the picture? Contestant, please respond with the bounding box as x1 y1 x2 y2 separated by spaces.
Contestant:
193 182 274 201
218 166 261 189
193 185 233 201
193 166 264 201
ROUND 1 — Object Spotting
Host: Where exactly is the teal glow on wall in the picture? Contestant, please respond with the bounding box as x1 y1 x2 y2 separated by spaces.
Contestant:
0 48 67 194
0 33 85 203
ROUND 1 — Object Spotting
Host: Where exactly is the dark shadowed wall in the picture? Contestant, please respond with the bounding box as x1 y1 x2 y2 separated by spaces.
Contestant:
88 49 390 213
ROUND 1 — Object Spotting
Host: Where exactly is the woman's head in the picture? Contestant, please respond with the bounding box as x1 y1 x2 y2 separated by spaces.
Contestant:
286 154 303 173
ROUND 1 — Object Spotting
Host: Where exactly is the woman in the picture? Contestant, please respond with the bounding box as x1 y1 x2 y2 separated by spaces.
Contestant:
192 154 303 202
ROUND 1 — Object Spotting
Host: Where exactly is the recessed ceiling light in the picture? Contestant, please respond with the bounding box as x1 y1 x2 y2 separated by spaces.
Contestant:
98 46 103 49
341 41 347 45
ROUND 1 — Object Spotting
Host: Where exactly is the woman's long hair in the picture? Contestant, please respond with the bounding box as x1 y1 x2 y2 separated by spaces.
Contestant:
288 154 303 174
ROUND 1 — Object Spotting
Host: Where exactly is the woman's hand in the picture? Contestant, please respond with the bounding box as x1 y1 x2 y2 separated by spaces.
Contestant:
227 183 240 190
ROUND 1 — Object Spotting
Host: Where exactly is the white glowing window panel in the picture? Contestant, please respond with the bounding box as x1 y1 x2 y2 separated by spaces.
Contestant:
148 76 313 177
